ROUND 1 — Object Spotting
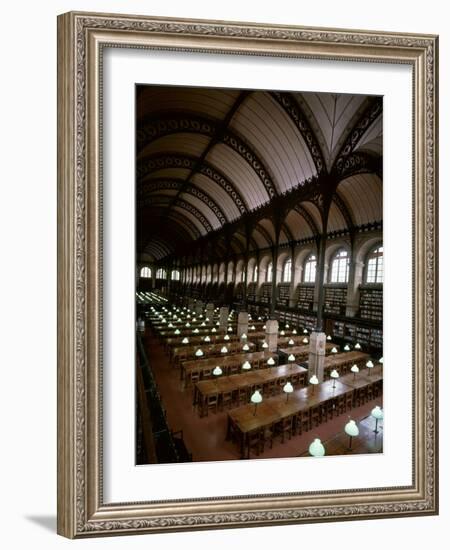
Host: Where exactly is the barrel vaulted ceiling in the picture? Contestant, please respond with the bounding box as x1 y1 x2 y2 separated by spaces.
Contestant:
136 86 382 263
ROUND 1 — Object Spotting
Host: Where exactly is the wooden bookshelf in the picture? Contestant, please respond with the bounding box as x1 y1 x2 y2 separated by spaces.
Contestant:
277 283 290 306
295 284 315 310
324 285 347 315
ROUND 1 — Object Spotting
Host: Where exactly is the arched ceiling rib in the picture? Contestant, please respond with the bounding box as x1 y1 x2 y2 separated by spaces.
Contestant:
136 86 382 261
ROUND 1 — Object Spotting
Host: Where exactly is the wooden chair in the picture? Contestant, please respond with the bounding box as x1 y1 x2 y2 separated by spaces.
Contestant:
275 416 294 443
204 393 219 416
260 424 274 452
201 368 212 380
310 405 322 428
237 387 249 406
295 409 310 435
220 390 234 411
265 379 277 396
247 429 262 458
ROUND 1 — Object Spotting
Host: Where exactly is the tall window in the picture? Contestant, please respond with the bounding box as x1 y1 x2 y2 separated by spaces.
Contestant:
253 265 258 282
303 254 317 283
283 258 292 283
240 270 245 282
171 270 180 281
330 249 350 283
156 268 166 279
266 262 273 283
366 245 383 283
140 266 152 278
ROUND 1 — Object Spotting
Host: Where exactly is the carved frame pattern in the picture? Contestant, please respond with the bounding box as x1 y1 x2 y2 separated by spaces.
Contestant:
57 11 438 538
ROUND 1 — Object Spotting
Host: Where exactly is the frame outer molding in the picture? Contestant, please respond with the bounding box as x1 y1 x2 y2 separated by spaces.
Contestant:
57 11 438 539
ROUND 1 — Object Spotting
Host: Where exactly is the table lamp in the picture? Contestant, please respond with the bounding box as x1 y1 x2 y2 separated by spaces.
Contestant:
283 381 294 402
330 369 339 388
250 390 263 415
308 438 325 457
371 405 383 434
345 419 359 449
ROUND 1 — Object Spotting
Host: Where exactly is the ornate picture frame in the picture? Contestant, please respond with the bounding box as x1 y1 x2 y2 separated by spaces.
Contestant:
57 11 438 538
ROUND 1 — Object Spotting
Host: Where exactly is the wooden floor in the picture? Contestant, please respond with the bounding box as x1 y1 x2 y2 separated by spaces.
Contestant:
143 329 383 462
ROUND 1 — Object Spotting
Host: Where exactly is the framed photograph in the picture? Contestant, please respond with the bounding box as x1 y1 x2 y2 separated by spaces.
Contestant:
57 11 438 538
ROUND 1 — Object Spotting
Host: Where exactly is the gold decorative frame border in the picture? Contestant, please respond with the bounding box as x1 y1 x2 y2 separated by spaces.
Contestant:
57 11 439 538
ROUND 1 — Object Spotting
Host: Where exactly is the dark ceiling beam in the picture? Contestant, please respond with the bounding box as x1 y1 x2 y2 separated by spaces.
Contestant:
268 91 326 174
137 153 248 214
147 91 253 242
138 178 228 225
139 193 218 231
294 204 321 235
332 97 383 175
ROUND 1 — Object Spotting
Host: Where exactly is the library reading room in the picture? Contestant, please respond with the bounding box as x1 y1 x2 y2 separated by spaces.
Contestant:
135 85 383 464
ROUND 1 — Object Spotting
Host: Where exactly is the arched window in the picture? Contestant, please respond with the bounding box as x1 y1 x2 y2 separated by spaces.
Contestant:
283 258 292 283
140 266 152 278
266 262 273 283
171 269 180 281
303 254 317 283
253 265 258 282
330 249 350 283
156 268 166 279
366 245 383 283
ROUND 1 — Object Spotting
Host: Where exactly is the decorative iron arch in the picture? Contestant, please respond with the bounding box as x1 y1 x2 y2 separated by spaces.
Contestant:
136 153 248 214
138 181 228 226
294 204 321 236
136 112 279 198
269 91 326 174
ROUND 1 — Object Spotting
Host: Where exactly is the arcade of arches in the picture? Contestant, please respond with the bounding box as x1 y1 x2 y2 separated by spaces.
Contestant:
136 85 383 464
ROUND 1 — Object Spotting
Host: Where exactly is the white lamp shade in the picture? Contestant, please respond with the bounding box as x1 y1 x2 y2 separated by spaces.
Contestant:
168 323 174 328
174 329 180 335
330 369 339 379
309 438 325 457
280 330 285 336
292 329 297 334
221 346 228 354
350 364 360 373
344 344 351 351
303 329 308 334
250 390 263 404
288 354 295 362
345 420 359 437
288 339 295 346
205 317 210 322
302 337 308 344
286 323 290 328
262 325 266 330
258 316 262 321
195 349 204 357
192 317 196 322
201 322 206 327
366 360 374 368
371 406 384 420
182 337 189 344
228 327 233 332
216 321 220 326
250 325 256 331
212 366 223 376
379 357 384 364
199 314 203 318
354 343 362 350
193 328 199 333
241 333 248 340
283 382 294 394
309 375 319 385
242 344 250 351
262 341 269 349
224 334 230 341
211 327 217 333
185 322 190 327
331 347 338 353
162 319 167 324
242 361 251 370
326 335 332 341
267 357 276 366
204 336 211 342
